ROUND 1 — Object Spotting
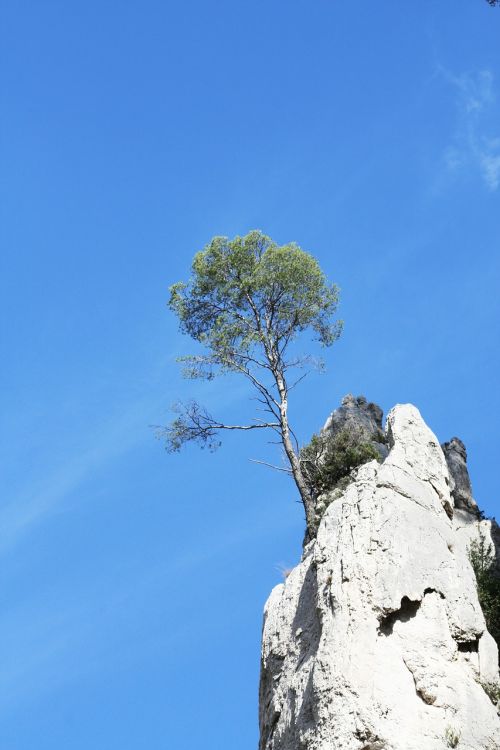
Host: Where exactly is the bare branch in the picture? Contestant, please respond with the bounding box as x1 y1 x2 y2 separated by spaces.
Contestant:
288 371 310 391
229 360 281 416
232 350 272 372
216 422 278 430
249 458 293 474
289 425 300 454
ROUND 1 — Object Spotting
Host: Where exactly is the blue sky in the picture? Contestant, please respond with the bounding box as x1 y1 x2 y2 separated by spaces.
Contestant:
1 1 499 748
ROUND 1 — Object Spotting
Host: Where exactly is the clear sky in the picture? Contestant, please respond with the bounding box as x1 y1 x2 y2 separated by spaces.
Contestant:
1 2 499 748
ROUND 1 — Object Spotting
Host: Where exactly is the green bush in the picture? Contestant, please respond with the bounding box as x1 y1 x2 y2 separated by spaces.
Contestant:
468 531 500 663
300 428 381 496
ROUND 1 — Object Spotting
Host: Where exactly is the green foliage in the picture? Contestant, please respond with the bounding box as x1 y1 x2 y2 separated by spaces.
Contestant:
168 230 342 384
479 679 500 705
300 428 381 496
468 531 500 661
444 726 461 748
165 401 222 452
164 230 343 535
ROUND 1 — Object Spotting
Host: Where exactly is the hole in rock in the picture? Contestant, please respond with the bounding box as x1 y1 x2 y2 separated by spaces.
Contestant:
379 597 421 636
378 589 444 636
456 638 479 653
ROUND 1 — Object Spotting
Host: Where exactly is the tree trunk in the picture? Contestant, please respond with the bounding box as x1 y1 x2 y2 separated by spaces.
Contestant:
274 370 316 538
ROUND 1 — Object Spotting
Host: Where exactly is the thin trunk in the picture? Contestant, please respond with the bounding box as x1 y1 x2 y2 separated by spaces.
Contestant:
245 294 317 538
274 368 316 538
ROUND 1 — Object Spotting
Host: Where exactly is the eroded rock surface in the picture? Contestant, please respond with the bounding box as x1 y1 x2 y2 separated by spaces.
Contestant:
260 405 500 750
442 437 479 515
322 395 388 460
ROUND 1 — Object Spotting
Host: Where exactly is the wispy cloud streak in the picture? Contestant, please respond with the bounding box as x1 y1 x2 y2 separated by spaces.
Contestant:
0 395 157 553
0 507 296 713
0 356 264 555
440 67 500 190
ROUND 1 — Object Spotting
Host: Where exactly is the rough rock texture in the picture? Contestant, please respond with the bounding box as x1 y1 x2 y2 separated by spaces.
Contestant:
454 509 500 586
322 395 388 461
442 437 479 515
260 405 500 750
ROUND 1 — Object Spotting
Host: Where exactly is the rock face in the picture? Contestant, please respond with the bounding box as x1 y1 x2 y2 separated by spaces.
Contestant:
259 404 500 750
322 394 388 460
442 437 479 515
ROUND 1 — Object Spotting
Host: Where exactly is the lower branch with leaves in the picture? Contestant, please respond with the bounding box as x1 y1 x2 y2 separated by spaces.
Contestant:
157 400 280 453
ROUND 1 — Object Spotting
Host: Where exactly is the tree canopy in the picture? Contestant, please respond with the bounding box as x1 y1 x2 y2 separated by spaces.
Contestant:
163 230 343 537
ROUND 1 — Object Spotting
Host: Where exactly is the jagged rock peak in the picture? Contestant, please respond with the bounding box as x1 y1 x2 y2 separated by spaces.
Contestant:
322 394 383 436
322 394 388 459
442 436 479 515
260 404 500 750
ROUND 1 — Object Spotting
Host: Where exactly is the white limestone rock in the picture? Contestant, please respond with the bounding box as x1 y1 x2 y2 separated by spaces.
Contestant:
259 404 500 750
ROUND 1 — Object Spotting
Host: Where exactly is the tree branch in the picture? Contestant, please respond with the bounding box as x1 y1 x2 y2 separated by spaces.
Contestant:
157 400 280 453
249 458 293 474
288 371 310 391
212 422 279 431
